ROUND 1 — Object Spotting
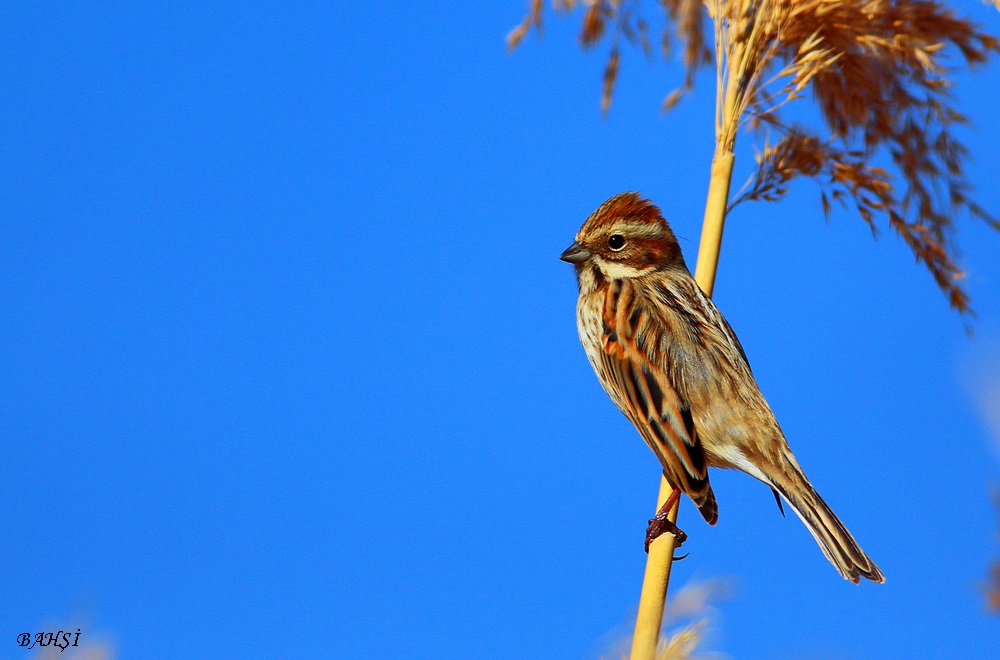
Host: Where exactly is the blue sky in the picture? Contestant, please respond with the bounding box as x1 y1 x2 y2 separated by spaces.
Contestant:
3 2 1000 658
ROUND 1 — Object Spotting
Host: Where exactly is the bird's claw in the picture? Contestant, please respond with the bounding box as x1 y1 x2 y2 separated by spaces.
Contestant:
644 512 687 553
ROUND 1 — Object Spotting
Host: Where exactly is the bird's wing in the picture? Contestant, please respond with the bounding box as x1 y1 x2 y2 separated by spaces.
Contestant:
597 279 717 523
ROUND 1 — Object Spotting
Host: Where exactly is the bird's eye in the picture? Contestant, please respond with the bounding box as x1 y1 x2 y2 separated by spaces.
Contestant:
608 234 626 251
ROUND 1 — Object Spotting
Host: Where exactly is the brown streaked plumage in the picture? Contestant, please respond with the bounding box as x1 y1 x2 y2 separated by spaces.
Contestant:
561 192 884 584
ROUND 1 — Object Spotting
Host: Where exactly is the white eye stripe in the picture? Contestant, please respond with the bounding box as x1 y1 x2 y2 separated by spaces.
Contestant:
612 221 663 240
593 256 655 279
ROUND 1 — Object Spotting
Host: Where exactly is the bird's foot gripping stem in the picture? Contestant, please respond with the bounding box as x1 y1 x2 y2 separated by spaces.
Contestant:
644 487 687 553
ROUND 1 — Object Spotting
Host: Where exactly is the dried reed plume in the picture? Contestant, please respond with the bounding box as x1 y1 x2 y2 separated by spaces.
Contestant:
600 580 729 659
509 0 1000 314
987 491 1000 612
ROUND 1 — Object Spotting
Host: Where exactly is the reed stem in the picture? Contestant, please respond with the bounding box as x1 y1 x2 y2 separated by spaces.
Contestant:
629 147 735 660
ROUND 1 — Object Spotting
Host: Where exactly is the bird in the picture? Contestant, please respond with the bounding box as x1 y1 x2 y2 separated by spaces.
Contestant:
560 191 884 584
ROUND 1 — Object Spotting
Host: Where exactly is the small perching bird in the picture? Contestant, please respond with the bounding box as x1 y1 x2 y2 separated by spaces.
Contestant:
561 192 884 584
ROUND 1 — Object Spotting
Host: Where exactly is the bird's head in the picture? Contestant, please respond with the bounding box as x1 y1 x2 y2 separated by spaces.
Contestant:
560 192 686 288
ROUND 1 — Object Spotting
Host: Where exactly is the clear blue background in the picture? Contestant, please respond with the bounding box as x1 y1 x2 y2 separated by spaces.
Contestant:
3 2 1000 657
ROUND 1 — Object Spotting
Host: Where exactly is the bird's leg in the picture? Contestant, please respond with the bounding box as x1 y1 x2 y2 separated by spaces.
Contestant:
644 486 687 553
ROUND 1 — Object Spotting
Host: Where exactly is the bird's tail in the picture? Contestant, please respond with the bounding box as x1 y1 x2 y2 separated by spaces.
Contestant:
694 486 718 526
772 461 885 584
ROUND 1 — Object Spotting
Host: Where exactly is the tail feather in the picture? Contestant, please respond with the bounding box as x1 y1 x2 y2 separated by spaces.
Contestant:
773 466 884 584
695 486 718 526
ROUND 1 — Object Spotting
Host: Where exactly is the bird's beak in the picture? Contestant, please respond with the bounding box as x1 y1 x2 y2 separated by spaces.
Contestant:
560 242 591 264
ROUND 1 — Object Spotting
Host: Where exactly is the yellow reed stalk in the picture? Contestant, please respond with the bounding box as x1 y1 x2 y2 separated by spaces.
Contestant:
695 150 737 296
629 147 735 660
631 7 741 652
629 477 680 660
